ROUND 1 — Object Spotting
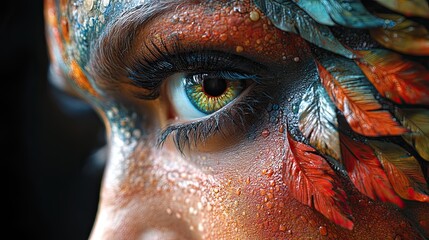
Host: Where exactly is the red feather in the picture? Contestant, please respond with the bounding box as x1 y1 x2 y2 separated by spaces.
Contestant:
340 134 404 207
355 49 429 105
317 61 407 137
283 133 354 230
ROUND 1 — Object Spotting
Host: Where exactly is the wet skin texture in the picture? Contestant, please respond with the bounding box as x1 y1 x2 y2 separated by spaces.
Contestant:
45 0 429 239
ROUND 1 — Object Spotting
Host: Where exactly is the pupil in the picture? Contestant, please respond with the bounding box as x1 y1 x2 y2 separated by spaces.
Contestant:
202 77 227 97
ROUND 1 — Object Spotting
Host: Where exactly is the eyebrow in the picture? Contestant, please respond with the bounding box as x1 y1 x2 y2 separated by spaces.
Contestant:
89 0 182 92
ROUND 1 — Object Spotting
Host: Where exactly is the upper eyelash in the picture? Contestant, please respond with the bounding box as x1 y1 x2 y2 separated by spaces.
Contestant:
127 39 267 99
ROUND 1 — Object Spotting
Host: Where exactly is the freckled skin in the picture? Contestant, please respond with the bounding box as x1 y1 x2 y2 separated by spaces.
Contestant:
46 0 429 239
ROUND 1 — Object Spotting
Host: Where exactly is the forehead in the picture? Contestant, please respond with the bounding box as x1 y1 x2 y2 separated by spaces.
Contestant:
57 0 150 66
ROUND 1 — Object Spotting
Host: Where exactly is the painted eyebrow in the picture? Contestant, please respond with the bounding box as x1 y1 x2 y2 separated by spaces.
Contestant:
89 1 182 91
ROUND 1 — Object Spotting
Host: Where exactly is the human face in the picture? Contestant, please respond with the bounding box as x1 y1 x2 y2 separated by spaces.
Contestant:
45 0 429 239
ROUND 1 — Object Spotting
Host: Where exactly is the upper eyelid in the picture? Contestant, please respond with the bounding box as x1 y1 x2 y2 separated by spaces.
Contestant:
126 46 270 99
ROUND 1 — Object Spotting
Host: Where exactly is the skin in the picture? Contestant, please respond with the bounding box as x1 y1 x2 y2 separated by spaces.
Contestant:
45 0 429 239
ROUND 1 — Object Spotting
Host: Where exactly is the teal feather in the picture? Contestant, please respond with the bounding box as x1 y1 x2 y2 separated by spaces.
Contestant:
320 0 392 28
292 0 336 26
254 0 355 58
298 82 341 161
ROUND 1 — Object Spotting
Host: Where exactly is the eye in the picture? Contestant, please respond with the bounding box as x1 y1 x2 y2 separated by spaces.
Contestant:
167 71 247 120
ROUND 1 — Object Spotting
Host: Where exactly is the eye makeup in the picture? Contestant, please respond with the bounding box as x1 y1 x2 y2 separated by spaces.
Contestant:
125 39 274 152
127 39 268 99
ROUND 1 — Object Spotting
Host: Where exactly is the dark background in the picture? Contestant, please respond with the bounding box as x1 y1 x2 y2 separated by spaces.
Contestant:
2 1 105 239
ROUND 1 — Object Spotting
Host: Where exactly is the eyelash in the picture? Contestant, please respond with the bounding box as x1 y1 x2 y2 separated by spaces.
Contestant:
127 39 272 152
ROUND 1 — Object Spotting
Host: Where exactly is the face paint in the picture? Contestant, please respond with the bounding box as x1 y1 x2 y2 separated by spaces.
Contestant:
45 0 429 239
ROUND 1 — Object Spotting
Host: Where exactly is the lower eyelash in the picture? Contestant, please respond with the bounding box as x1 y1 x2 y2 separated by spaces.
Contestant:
157 84 269 153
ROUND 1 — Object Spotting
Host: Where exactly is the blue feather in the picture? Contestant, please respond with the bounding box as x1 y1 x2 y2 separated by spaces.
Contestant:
254 0 355 58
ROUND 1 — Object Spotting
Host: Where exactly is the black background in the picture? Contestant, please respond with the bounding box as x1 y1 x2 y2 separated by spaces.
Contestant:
2 1 105 239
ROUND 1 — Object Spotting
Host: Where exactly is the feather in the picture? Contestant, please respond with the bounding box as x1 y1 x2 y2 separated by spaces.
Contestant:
395 108 429 161
253 0 355 58
355 49 429 105
298 82 341 161
320 0 389 28
317 58 407 137
291 0 336 26
283 132 354 230
370 14 429 56
369 140 429 202
374 0 429 19
340 134 404 207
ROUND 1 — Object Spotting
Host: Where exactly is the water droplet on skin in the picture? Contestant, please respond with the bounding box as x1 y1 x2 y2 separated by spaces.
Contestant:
189 226 194 231
175 213 182 219
249 11 260 21
233 6 242 13
83 0 94 12
261 129 270 138
206 203 213 211
166 208 172 215
102 0 110 7
279 124 285 133
189 207 196 215
293 57 300 62
266 202 274 209
319 226 328 236
99 14 105 23
288 229 293 235
279 224 286 231
236 45 244 53
198 223 204 232
132 129 141 138
219 33 228 41
266 169 274 177
236 187 242 196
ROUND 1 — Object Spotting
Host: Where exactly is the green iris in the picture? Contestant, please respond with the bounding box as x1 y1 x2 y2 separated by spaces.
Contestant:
184 73 245 114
